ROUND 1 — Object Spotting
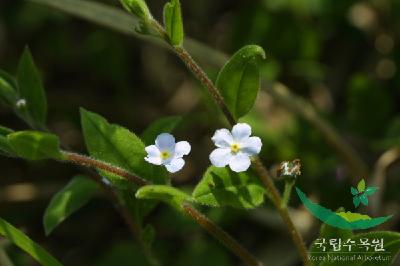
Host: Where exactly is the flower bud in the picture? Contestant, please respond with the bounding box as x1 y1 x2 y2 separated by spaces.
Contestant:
120 0 152 21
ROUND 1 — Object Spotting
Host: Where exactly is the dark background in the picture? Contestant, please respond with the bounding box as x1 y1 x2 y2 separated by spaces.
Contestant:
0 0 399 265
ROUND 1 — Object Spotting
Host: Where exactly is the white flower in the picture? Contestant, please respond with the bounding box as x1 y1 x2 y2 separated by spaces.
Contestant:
144 133 191 173
209 123 262 173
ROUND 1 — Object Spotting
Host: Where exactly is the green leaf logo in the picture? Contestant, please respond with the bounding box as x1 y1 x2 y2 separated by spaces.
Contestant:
351 179 378 208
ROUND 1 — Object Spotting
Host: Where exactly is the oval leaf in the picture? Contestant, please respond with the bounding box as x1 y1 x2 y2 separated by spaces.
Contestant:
192 166 266 209
7 131 63 160
353 196 361 208
359 193 369 206
16 47 47 127
136 185 190 211
163 0 184 46
43 175 99 235
216 45 266 119
350 186 358 196
141 116 182 145
357 179 366 193
364 186 378 196
0 217 63 266
80 108 168 188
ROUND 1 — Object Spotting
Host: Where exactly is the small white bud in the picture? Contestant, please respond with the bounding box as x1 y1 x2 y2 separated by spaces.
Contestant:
16 99 27 108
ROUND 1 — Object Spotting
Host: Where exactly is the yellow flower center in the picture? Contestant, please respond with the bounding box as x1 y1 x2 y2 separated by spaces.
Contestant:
230 143 241 154
161 151 171 160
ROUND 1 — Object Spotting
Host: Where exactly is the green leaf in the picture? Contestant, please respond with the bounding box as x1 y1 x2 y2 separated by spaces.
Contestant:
0 70 18 106
319 231 400 266
192 166 266 209
7 131 63 160
0 125 15 156
357 179 366 193
136 185 190 211
364 186 378 196
43 175 98 235
80 108 168 188
120 0 152 21
216 45 266 119
353 196 361 208
0 217 63 266
141 116 182 145
359 193 368 206
350 186 358 196
163 0 184 46
16 47 47 127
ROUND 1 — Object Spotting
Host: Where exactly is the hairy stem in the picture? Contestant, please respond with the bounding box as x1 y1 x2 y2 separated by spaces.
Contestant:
63 152 148 186
282 179 296 208
182 204 262 266
155 32 311 265
90 173 159 266
252 159 310 266
61 151 260 265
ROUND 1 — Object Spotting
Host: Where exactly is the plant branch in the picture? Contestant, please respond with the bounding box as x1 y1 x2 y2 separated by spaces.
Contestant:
151 21 311 263
62 151 149 186
182 203 262 266
89 173 159 266
252 159 310 266
61 151 260 265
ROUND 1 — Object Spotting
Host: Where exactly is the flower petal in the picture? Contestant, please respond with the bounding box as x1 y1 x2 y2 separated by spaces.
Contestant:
229 153 251 172
174 141 191 158
155 133 176 150
209 148 232 167
145 145 160 157
241 136 262 155
165 158 185 173
231 123 252 141
144 145 162 165
212 128 233 148
145 155 162 165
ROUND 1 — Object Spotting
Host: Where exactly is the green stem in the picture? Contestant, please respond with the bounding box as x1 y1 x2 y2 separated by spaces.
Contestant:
182 204 262 266
282 179 295 208
61 155 159 265
251 159 310 266
149 21 311 265
61 151 261 266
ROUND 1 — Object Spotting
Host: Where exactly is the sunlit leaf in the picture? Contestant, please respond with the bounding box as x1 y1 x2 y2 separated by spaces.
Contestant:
43 175 99 235
192 166 265 209
216 45 265 119
0 217 63 266
7 131 63 160
163 0 184 46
